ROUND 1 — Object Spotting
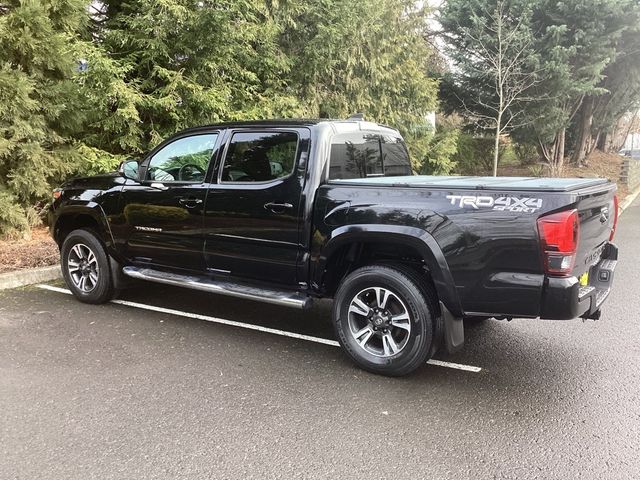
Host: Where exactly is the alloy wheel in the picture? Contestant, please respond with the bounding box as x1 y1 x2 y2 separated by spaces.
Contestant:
67 243 100 293
347 287 412 357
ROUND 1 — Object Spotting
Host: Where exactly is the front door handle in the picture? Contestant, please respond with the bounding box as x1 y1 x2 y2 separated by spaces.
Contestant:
264 202 293 213
178 197 203 208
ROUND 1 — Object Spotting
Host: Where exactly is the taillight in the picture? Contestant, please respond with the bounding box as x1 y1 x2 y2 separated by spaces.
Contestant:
610 194 619 241
537 209 579 276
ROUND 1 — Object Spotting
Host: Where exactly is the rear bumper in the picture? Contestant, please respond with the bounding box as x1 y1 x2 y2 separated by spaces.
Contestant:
539 243 618 320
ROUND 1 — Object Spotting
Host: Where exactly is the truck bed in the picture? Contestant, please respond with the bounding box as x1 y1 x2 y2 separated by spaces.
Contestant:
331 175 609 192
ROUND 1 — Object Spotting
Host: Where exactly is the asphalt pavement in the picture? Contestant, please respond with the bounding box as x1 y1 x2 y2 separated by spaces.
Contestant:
2 198 640 479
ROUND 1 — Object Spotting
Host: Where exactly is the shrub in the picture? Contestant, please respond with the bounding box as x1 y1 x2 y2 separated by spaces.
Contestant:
0 189 30 239
514 142 539 165
453 134 494 174
409 127 460 175
453 134 525 175
73 145 124 178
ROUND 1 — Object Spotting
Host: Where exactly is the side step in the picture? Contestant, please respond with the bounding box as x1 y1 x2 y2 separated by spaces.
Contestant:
122 266 313 310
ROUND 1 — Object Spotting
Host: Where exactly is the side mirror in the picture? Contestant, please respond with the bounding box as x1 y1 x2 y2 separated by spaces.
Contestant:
118 159 140 181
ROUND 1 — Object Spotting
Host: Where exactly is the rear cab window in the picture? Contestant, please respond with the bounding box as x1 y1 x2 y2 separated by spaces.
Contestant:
328 130 412 180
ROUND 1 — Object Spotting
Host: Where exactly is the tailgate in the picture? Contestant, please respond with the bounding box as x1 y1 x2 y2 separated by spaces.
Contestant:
573 183 617 276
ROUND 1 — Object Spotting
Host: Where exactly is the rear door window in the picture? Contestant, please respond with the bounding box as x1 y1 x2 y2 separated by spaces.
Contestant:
221 131 299 183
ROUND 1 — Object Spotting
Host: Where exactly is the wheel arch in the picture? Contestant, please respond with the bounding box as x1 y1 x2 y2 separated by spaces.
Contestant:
313 224 462 317
52 204 114 249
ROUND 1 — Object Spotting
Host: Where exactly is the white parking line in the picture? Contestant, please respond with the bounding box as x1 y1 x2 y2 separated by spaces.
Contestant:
36 284 482 373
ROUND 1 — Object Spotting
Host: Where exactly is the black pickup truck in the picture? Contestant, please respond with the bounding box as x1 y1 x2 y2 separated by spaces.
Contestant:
49 118 619 376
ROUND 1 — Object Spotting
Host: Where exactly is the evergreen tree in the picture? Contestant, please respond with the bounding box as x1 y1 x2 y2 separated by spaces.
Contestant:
572 10 640 162
281 0 438 142
92 0 303 154
93 0 440 160
440 0 542 176
0 0 442 236
441 0 640 175
525 0 637 172
0 0 88 237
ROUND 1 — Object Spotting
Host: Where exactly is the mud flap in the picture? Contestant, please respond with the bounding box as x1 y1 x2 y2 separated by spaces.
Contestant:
440 301 464 353
109 256 130 290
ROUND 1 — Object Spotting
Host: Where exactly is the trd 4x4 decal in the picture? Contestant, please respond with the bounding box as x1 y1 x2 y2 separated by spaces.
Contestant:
446 195 543 213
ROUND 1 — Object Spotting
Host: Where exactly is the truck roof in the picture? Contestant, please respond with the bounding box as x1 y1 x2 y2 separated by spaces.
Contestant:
333 175 612 192
201 119 325 128
179 118 397 133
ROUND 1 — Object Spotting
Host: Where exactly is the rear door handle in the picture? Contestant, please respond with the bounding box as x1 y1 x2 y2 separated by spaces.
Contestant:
264 202 293 213
178 197 203 208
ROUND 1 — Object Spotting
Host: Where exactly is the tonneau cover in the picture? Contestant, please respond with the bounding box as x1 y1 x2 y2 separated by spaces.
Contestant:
331 175 610 192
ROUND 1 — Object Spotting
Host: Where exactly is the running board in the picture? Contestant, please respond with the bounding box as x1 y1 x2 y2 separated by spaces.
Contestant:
122 266 313 310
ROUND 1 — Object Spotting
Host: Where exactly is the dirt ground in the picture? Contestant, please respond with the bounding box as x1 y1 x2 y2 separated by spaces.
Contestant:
565 150 628 199
0 227 59 274
499 150 628 198
0 151 630 274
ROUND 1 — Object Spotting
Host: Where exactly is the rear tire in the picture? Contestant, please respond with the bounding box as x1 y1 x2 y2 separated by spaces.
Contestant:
61 229 115 304
333 265 436 376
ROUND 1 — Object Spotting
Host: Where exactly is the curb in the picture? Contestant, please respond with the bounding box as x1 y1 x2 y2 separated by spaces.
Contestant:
0 265 62 291
620 184 640 214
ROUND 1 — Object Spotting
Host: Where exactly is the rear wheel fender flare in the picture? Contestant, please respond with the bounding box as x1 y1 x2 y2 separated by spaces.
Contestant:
314 224 462 317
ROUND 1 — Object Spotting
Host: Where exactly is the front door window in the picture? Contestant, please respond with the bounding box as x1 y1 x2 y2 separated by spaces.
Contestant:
147 134 218 183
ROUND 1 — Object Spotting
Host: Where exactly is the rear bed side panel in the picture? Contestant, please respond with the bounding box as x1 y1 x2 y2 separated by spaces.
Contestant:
311 184 572 317
425 190 579 317
434 208 544 316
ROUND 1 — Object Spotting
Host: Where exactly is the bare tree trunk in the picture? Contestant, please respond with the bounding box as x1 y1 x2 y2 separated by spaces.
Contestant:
554 128 565 176
545 128 565 177
493 118 501 177
613 109 639 152
587 131 600 157
596 131 606 151
601 131 613 153
536 141 548 163
571 96 594 167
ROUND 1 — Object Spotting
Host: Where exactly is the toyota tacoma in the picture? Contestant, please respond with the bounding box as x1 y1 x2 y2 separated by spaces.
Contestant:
49 118 619 376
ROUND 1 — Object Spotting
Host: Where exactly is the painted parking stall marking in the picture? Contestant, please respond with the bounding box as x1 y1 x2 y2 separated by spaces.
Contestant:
36 284 482 373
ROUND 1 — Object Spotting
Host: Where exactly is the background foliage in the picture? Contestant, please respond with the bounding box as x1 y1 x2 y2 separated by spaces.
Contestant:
441 0 640 175
2 0 640 238
0 0 443 237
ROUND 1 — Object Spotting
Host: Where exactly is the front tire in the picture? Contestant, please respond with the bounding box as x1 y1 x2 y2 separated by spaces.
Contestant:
333 265 436 376
61 229 115 304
